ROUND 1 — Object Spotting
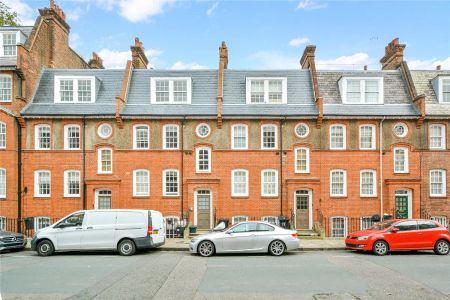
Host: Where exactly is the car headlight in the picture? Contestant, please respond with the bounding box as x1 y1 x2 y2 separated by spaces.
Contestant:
357 236 369 241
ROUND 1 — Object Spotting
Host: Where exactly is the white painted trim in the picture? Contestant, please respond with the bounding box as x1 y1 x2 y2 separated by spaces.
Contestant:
54 76 96 103
0 121 6 149
330 124 346 150
359 124 376 150
339 77 384 104
0 168 5 198
395 189 413 218
232 215 249 225
330 169 347 197
195 123 211 138
429 169 447 197
133 169 150 197
97 123 113 139
64 124 81 150
0 74 12 102
246 77 287 104
133 124 150 150
0 31 20 57
195 147 211 173
429 124 446 150
330 216 348 237
360 169 377 197
394 147 409 173
34 124 51 150
294 123 310 138
94 189 112 209
34 170 51 198
63 170 80 197
438 77 450 104
261 169 278 197
231 169 249 197
231 124 248 150
0 216 6 230
34 216 51 231
162 169 179 196
162 124 179 150
193 189 213 229
293 189 313 230
260 124 278 150
393 122 408 138
150 77 192 104
294 147 310 173
97 147 113 174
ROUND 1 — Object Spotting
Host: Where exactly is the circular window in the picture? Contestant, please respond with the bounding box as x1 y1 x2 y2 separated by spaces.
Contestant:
196 123 211 138
98 123 113 139
295 123 310 138
393 123 408 138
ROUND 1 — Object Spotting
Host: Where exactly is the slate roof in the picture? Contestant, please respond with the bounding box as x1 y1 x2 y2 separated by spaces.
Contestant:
317 70 420 116
410 70 450 116
0 26 33 67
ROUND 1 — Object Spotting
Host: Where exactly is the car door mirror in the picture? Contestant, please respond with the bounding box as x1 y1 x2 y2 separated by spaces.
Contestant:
213 222 226 231
391 227 399 233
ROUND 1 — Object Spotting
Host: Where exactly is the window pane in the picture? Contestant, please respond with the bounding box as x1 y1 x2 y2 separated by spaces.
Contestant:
360 125 374 149
164 125 178 149
331 125 344 149
430 170 444 195
233 171 247 195
0 123 5 148
332 217 346 237
135 170 149 196
295 148 308 172
66 171 80 196
365 80 379 103
101 149 112 172
0 169 5 197
67 126 80 149
3 33 16 56
361 171 375 196
346 80 361 103
164 170 178 195
197 149 210 171
173 80 187 103
250 80 265 103
361 217 374 230
443 80 450 103
331 171 345 195
429 125 444 149
78 80 92 102
38 126 51 149
263 170 277 196
262 125 276 148
38 172 51 196
394 149 406 172
60 80 74 102
135 126 149 149
0 77 12 101
155 80 169 102
268 80 282 103
233 125 247 149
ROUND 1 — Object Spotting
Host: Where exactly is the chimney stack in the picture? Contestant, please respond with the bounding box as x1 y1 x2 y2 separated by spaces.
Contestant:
364 65 368 71
380 38 406 70
219 41 228 69
300 45 316 69
436 65 442 71
88 52 104 69
130 37 149 69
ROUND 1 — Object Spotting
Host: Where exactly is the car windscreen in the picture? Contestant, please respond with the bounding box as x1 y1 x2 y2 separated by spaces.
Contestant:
369 220 395 230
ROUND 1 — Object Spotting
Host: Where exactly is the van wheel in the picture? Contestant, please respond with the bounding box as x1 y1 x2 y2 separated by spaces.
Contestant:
372 240 389 256
434 240 449 255
118 239 136 256
269 240 286 256
37 240 54 256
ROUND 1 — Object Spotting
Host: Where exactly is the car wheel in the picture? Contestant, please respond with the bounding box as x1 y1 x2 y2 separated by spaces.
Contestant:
197 241 215 257
118 239 136 256
434 240 450 255
269 240 286 256
37 240 54 256
372 240 389 256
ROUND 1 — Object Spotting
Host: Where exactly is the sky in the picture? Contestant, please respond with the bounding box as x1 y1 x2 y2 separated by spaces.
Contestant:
6 0 450 70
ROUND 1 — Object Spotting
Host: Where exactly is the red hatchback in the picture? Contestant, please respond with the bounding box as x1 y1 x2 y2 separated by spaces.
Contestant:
345 219 450 256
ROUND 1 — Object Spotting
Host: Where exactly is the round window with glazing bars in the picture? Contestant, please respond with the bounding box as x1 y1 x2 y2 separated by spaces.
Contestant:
196 123 211 138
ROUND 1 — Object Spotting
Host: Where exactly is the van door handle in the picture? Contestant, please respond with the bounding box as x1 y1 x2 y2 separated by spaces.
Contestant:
76 227 82 230
87 227 93 229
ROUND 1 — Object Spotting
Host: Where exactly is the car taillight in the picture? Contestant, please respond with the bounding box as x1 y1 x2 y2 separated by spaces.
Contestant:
291 233 298 238
147 225 153 235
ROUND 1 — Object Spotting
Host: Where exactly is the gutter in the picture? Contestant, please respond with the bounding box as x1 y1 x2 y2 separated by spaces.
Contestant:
82 116 87 210
181 116 186 222
379 117 385 220
16 118 22 232
280 117 286 216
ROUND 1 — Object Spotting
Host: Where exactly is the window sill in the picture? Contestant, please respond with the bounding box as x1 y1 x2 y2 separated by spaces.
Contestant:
261 195 279 199
196 171 211 174
393 172 410 175
329 148 346 151
231 196 249 199
63 195 81 198
294 171 310 174
132 196 150 199
330 195 347 199
429 195 448 199
163 195 180 199
429 148 446 151
34 196 51 199
97 172 113 175
63 148 81 151
360 195 378 199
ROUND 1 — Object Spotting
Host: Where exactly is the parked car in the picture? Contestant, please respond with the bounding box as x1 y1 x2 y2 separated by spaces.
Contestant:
345 219 450 256
189 221 299 257
31 209 165 256
0 231 27 252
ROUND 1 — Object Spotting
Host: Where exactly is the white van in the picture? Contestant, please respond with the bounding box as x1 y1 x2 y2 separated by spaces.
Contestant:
31 209 165 256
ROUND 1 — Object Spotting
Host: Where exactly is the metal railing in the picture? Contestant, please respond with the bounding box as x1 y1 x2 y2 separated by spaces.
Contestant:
1 218 59 237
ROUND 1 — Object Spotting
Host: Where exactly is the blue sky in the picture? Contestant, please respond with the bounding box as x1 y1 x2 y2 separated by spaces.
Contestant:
7 0 450 70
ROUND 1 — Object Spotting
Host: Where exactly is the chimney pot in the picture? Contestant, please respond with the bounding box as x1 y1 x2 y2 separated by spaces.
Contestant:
364 65 368 71
219 41 228 69
130 37 149 69
88 52 104 69
380 37 406 70
436 65 441 71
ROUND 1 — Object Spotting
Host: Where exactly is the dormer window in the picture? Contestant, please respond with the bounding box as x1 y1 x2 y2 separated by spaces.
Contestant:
1 33 17 56
340 77 383 104
54 76 95 103
246 78 287 104
150 77 192 104
440 78 450 103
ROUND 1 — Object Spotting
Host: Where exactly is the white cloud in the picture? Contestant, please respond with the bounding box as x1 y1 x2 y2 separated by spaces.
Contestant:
248 51 299 69
97 48 163 69
407 57 450 70
66 7 84 21
118 0 178 22
296 0 328 10
206 2 219 17
289 37 309 47
171 61 208 70
3 0 35 25
316 53 372 70
69 33 81 50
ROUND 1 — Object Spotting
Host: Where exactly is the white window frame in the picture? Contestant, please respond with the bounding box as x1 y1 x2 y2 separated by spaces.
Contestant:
64 170 80 197
54 76 96 103
438 77 450 104
429 124 446 150
231 124 248 150
163 169 179 197
360 216 374 230
232 215 248 224
261 169 278 197
295 147 310 173
34 216 51 231
232 169 249 197
394 147 409 173
196 147 211 173
0 168 5 199
295 123 310 138
133 169 150 197
34 124 51 150
0 121 5 149
34 170 51 198
133 124 150 150
0 74 12 102
0 216 6 231
261 124 278 150
393 122 408 138
359 124 376 150
431 216 448 228
360 169 377 197
64 124 81 150
330 124 346 150
150 77 192 104
0 31 20 56
331 216 348 237
261 216 278 225
195 123 211 138
339 77 384 104
330 169 347 197
97 147 113 174
430 169 446 197
245 77 287 104
163 124 179 150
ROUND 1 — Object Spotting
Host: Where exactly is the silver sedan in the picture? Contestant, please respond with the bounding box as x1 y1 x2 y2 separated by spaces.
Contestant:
189 221 299 257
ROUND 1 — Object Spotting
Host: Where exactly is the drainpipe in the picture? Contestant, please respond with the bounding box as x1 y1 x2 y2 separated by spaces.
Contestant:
279 117 286 216
379 117 385 221
181 117 186 222
82 116 86 210
16 118 22 232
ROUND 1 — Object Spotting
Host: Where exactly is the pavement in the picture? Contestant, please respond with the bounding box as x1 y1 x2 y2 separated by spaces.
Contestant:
1 250 449 299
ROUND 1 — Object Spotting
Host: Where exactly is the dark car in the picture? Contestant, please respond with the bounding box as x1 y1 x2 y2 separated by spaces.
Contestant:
0 231 27 252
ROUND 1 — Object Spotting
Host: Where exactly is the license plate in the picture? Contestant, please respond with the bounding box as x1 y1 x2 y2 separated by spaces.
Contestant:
153 230 159 234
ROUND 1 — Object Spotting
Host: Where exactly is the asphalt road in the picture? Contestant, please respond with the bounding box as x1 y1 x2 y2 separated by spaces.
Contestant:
1 249 449 300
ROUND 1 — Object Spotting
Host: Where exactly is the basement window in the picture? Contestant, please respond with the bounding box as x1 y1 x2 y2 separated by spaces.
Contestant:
54 76 96 103
339 77 384 104
150 77 192 104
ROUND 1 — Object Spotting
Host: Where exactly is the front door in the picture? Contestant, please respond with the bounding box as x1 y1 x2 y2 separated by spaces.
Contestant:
196 190 211 229
95 189 112 209
295 190 310 229
395 196 408 219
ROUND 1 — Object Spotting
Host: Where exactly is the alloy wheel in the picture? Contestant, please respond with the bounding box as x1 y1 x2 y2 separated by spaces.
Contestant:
198 241 214 257
270 240 285 256
435 240 449 255
373 241 388 256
